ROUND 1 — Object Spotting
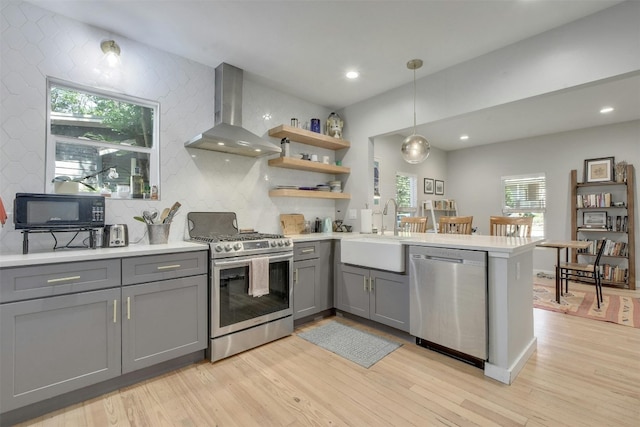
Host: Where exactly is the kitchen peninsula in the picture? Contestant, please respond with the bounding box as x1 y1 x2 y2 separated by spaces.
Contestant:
297 231 542 385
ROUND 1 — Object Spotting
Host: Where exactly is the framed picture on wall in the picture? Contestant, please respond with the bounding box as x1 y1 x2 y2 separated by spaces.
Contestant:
424 178 434 194
584 157 614 183
435 180 444 195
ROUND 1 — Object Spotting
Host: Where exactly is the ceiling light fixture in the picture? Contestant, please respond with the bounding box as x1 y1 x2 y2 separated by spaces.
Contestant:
100 40 121 67
600 106 614 114
346 71 359 79
401 59 430 164
460 135 469 140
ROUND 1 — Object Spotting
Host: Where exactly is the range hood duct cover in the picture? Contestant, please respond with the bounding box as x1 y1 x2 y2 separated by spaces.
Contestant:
185 63 281 157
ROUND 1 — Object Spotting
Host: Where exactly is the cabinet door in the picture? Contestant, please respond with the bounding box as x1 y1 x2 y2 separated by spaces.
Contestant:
121 275 207 373
0 288 121 413
370 270 410 332
315 240 333 312
293 260 319 320
336 264 370 318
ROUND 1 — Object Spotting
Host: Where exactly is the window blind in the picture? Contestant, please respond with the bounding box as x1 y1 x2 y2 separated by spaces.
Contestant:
502 174 546 214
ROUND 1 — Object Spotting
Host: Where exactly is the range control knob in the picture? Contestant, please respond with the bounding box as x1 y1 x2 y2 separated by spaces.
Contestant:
270 241 277 247
284 240 291 246
277 240 284 247
233 242 242 251
214 245 223 252
224 244 232 252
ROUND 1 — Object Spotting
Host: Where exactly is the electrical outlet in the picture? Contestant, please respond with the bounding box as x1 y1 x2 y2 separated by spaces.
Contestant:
348 209 357 220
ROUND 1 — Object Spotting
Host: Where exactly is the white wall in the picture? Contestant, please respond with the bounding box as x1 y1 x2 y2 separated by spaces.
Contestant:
446 120 640 287
340 1 640 227
373 135 447 232
0 0 335 254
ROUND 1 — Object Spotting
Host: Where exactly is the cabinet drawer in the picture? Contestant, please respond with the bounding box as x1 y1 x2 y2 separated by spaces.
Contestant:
294 242 320 261
0 260 121 303
122 251 208 285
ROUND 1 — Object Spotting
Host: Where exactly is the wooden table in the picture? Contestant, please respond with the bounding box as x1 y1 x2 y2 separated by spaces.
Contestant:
537 240 593 303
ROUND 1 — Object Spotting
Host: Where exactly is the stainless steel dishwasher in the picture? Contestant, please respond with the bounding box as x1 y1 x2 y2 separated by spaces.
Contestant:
409 246 487 367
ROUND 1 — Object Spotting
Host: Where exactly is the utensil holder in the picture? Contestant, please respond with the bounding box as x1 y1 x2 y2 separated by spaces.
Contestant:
148 223 170 244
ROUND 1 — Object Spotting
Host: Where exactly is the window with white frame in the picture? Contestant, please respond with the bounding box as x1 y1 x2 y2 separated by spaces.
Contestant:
46 78 159 198
502 173 546 237
396 172 418 217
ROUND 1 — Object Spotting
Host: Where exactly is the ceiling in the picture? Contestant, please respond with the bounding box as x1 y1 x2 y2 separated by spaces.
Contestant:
26 0 639 151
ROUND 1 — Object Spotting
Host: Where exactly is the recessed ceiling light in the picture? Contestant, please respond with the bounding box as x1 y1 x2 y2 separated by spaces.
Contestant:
262 113 272 120
217 142 225 146
460 135 469 140
600 106 614 114
346 71 359 79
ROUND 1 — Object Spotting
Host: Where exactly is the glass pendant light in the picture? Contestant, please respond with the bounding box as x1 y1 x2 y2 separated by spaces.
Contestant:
401 59 430 164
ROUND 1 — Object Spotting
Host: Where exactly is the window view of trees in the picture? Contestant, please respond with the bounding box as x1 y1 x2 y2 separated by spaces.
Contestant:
47 80 158 198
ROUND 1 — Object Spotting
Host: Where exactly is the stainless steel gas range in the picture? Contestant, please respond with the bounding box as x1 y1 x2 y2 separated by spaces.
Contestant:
187 212 293 362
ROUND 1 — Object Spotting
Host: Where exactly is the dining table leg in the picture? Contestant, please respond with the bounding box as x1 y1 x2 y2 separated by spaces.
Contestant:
555 248 561 303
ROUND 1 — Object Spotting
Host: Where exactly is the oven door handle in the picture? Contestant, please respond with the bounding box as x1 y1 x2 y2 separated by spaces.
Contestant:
214 252 293 268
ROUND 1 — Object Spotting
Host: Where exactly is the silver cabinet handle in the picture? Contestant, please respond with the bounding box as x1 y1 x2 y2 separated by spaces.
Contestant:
47 275 81 283
369 277 374 292
294 268 299 284
127 296 131 320
157 264 181 270
301 248 315 254
363 276 367 291
113 299 117 323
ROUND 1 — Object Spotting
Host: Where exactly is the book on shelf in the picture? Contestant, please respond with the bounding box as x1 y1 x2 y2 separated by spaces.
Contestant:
577 238 628 257
576 192 612 208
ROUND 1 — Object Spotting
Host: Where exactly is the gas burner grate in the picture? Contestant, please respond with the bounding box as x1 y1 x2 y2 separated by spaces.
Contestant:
190 233 284 243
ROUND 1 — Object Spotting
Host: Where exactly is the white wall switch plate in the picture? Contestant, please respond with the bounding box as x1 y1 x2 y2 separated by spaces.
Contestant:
348 209 357 220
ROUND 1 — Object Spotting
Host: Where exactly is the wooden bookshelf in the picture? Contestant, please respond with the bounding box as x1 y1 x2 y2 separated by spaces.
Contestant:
570 164 635 289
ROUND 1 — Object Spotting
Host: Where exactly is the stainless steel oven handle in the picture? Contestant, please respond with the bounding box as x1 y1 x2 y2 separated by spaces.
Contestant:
214 252 293 268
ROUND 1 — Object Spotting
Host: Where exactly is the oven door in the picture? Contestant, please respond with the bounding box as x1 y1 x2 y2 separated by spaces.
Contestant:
212 252 293 337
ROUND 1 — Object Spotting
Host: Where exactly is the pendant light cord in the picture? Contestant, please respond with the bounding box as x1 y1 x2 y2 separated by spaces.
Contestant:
412 67 417 134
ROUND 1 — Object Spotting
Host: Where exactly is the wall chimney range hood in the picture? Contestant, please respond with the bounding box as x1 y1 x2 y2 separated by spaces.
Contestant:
185 63 281 157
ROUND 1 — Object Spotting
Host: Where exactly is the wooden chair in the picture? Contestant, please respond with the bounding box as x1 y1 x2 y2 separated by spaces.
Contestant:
559 240 606 309
400 216 428 233
438 216 473 234
489 216 533 237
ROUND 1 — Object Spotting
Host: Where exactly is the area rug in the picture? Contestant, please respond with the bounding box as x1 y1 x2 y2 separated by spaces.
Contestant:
297 321 401 368
533 284 640 328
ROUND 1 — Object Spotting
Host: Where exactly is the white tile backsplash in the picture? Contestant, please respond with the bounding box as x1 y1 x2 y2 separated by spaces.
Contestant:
0 0 337 254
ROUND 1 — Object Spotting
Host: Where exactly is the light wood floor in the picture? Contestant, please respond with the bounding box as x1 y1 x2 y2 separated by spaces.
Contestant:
15 280 640 427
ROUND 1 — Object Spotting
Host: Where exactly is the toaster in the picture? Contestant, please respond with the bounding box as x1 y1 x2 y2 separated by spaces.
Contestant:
103 224 129 247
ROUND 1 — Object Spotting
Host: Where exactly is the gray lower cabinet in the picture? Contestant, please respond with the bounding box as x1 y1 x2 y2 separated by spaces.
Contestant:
121 275 207 373
0 250 208 415
336 264 410 332
293 240 332 320
0 287 121 413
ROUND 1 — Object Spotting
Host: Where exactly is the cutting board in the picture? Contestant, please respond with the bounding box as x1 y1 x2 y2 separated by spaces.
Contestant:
280 214 305 235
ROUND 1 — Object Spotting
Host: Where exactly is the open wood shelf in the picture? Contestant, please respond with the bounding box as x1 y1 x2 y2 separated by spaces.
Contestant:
268 157 350 174
269 189 351 199
268 125 350 150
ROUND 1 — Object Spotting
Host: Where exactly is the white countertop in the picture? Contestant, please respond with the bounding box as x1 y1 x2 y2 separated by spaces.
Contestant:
291 231 542 254
0 241 208 268
1 232 542 268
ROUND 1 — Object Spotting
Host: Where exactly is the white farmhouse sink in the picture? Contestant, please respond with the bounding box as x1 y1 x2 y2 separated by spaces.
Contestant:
340 236 406 272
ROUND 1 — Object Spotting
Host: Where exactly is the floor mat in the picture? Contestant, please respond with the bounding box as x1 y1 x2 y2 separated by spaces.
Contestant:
297 321 401 368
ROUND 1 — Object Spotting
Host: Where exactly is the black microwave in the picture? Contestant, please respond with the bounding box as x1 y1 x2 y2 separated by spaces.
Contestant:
13 193 105 230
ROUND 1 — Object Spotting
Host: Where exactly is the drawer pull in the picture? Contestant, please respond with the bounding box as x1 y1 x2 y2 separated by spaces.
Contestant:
300 248 315 254
47 275 81 284
113 299 117 323
364 276 367 291
157 264 181 270
127 297 131 320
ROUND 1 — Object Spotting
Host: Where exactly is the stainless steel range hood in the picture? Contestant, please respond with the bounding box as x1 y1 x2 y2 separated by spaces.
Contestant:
185 63 281 157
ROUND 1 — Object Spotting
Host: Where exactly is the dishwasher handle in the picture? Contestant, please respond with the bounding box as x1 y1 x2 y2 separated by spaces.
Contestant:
424 255 463 264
